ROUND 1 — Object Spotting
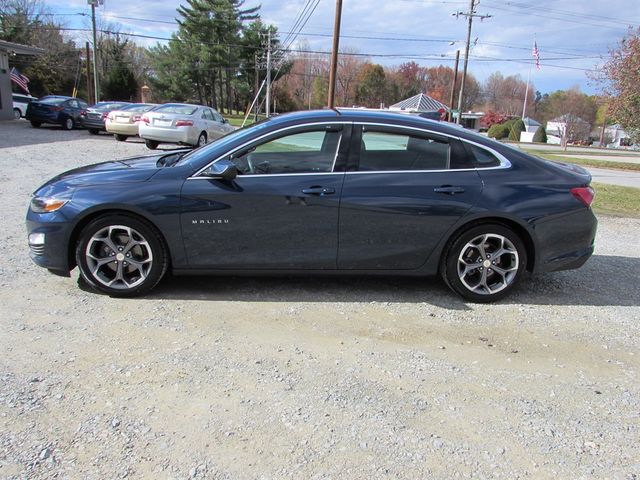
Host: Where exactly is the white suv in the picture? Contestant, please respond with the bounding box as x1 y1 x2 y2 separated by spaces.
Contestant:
13 93 36 119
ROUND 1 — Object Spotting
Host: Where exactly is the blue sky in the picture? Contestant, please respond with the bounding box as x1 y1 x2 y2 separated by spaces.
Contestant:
45 0 640 95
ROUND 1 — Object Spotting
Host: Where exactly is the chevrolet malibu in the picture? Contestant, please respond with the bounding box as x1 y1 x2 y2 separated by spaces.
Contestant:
26 110 597 302
138 103 234 149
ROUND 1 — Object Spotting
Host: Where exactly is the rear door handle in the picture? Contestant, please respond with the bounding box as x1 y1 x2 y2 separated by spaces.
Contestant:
434 186 466 195
302 186 335 195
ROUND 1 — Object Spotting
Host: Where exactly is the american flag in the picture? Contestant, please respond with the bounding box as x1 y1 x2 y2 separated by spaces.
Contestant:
532 41 541 70
10 67 30 94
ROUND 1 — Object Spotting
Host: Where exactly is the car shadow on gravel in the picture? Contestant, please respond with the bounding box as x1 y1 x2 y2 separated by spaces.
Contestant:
148 275 471 309
143 254 639 308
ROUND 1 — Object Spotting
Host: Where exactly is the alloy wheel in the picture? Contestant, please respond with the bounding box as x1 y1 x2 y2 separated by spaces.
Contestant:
457 233 519 295
84 225 153 290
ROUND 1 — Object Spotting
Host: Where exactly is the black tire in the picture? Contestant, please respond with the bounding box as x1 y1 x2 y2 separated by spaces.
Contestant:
145 139 159 150
13 108 21 119
75 214 168 297
196 131 207 148
30 121 41 128
89 128 100 135
62 117 74 130
442 224 526 303
115 134 128 142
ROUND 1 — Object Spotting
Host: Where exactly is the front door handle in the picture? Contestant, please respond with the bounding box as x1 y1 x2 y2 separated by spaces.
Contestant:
434 185 466 195
302 186 335 195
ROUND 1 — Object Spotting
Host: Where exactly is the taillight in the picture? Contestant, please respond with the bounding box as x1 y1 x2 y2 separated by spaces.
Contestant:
102 112 108 119
51 106 64 112
175 120 193 127
141 116 150 124
571 186 595 207
80 109 87 116
132 115 141 122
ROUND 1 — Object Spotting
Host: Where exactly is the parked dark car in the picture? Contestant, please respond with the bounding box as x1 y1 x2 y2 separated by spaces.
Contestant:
25 110 597 302
80 101 131 134
26 96 89 130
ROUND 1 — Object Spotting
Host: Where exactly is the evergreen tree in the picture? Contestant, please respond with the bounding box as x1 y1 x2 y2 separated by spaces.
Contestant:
532 126 548 143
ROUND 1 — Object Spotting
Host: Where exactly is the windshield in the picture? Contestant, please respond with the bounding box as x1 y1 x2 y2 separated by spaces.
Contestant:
154 104 197 115
179 117 274 167
40 97 67 105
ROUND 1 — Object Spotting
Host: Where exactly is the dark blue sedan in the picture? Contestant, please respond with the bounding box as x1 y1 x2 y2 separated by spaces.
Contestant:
26 95 89 130
26 110 597 302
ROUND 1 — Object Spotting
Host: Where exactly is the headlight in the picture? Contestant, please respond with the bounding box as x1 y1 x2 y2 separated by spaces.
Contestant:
30 196 68 213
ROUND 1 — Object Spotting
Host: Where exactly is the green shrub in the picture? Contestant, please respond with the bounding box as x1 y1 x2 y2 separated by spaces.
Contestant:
487 124 503 139
508 119 526 141
532 126 548 143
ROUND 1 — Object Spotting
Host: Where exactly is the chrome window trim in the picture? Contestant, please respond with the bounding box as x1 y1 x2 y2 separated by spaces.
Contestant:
189 121 351 179
188 120 511 179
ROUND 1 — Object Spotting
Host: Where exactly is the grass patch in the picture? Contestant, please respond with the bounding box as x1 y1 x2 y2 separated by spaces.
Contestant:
522 150 640 172
225 113 267 128
592 182 640 218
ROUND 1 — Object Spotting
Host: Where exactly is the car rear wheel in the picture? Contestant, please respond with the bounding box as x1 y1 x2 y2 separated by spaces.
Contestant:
442 224 526 303
13 108 21 119
145 139 159 150
76 215 168 297
30 121 41 128
197 132 207 147
89 128 99 135
115 134 128 142
63 117 74 130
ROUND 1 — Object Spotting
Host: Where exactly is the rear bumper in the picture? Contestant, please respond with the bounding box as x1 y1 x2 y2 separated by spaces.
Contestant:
139 126 195 145
81 118 106 130
532 208 597 273
106 122 139 136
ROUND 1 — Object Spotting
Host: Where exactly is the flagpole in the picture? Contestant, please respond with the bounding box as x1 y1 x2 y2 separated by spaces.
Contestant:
522 63 531 119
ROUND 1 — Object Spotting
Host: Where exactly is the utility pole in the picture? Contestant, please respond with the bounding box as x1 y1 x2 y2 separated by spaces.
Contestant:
254 53 259 121
453 0 491 124
448 50 460 122
327 0 343 109
88 0 102 103
85 41 93 104
265 30 272 118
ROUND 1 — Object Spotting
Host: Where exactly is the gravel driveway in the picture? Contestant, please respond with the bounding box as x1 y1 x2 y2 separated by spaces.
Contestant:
1 121 639 479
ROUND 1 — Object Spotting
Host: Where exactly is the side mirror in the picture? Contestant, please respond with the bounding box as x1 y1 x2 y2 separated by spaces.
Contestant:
201 159 237 180
222 118 228 124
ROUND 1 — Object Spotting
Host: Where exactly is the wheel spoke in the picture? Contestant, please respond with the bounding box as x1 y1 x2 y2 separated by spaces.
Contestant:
85 224 154 290
457 232 520 296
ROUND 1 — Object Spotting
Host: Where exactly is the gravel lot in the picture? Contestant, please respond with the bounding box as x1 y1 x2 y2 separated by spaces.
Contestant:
1 120 639 479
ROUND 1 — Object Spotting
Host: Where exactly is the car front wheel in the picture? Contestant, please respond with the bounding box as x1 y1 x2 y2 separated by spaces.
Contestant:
76 215 168 297
13 108 21 119
442 224 526 303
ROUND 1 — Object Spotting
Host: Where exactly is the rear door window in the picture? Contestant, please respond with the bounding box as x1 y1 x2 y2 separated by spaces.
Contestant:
358 129 450 171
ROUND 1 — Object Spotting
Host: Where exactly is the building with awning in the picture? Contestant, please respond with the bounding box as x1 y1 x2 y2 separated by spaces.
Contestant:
0 40 44 120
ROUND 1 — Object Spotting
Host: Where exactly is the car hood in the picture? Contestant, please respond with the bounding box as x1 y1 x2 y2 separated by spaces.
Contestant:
35 153 181 194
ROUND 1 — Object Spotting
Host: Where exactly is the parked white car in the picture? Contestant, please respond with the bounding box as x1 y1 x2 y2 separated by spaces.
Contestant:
138 103 234 149
105 103 158 141
12 93 36 119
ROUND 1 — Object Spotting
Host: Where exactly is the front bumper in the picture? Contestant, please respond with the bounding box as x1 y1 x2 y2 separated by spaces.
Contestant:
26 211 74 276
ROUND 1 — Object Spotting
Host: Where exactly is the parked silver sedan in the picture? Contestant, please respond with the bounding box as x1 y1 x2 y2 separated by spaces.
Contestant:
138 103 234 149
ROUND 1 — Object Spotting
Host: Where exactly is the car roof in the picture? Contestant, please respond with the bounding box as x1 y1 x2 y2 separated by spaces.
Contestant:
260 109 509 152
